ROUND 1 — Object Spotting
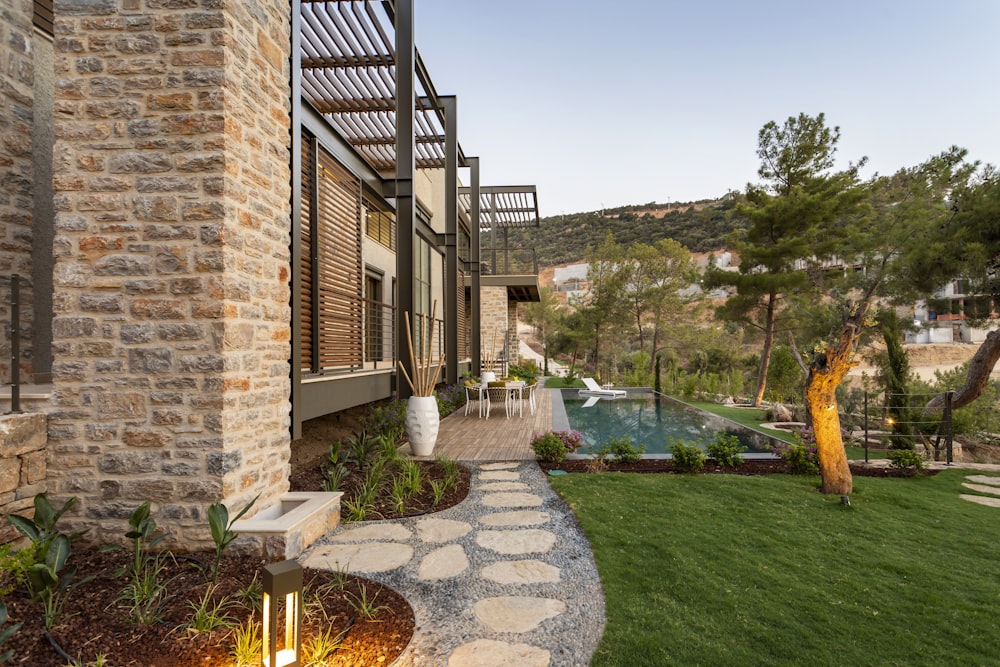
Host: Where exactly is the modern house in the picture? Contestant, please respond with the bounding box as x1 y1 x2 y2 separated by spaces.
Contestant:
0 0 540 548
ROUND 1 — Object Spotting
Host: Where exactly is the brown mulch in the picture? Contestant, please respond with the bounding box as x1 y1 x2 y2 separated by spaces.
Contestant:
4 549 413 667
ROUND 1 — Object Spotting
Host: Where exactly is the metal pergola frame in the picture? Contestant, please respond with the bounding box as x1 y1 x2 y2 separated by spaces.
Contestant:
291 0 538 434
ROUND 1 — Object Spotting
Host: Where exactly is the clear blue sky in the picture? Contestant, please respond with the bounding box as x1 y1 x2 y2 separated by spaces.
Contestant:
414 0 1000 218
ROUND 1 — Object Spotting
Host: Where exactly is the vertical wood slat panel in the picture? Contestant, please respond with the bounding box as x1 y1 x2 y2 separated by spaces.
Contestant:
315 148 363 369
300 138 315 371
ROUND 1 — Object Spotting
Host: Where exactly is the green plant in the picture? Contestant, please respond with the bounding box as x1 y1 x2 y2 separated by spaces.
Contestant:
302 623 349 666
343 496 371 522
229 618 262 667
670 439 706 473
346 430 382 474
390 478 408 515
67 655 109 667
114 552 173 625
887 448 926 473
706 433 746 468
436 456 460 489
399 458 424 496
0 542 35 597
324 442 350 493
1 600 22 664
234 571 263 613
773 442 819 474
8 494 89 629
530 430 584 463
181 584 236 634
429 480 446 506
347 583 390 621
207 494 258 584
607 436 644 464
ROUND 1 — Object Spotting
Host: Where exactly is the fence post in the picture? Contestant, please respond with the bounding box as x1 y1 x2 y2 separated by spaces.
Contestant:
945 391 954 465
863 391 869 463
9 274 21 414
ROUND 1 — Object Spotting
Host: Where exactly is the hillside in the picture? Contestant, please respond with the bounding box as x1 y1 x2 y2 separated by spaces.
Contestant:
512 196 743 267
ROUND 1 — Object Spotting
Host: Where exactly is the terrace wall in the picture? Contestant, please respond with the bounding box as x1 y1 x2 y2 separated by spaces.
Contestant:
46 0 292 548
0 413 47 546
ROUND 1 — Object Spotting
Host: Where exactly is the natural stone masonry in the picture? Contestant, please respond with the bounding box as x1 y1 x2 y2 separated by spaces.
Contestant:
0 414 48 545
299 461 606 667
47 0 293 548
479 470 521 481
481 492 545 508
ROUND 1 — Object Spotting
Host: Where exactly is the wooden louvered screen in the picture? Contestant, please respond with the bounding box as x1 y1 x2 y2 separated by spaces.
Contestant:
33 0 53 35
300 138 364 373
315 148 363 370
457 270 468 360
300 138 315 371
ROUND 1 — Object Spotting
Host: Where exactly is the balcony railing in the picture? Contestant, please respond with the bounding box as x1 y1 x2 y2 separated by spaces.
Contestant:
362 299 445 371
480 247 537 276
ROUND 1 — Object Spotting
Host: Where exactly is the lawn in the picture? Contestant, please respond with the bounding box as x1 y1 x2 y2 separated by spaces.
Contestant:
549 469 1000 666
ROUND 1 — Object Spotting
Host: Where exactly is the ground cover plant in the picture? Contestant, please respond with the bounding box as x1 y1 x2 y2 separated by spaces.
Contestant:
548 469 999 666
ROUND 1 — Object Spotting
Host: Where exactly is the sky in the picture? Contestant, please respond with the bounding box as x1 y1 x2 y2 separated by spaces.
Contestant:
413 0 1000 218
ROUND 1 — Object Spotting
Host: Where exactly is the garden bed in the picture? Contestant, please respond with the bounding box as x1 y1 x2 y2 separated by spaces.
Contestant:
4 549 413 666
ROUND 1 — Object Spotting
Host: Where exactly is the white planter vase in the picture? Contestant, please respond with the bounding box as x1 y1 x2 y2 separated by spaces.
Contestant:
481 371 497 384
405 395 440 457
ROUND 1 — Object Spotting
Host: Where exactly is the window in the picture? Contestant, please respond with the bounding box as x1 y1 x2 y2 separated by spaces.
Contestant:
364 272 385 363
413 236 433 355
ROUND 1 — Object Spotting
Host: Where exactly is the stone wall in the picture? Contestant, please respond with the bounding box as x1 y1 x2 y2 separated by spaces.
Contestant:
0 413 47 546
47 1 292 548
480 286 507 371
0 0 36 382
506 300 519 364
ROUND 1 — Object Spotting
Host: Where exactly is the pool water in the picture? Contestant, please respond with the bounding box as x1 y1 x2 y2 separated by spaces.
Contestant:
552 389 778 456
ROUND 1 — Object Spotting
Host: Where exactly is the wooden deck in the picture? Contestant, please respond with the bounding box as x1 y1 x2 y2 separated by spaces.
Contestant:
430 387 554 461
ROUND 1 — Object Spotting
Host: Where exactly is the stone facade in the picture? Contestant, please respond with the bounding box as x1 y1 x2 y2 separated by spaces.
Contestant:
46 1 292 548
0 0 36 382
0 413 47 546
480 286 508 371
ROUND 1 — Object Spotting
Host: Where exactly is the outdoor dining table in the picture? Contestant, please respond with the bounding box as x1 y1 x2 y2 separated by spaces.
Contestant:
504 381 526 418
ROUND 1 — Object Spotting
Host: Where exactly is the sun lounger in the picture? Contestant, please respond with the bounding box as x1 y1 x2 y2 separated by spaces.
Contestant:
579 377 627 397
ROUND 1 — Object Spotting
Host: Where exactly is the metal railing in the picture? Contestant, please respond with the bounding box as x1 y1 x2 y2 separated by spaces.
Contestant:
480 246 538 276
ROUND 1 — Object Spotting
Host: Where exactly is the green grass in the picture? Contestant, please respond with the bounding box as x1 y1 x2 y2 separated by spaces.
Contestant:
545 377 584 388
550 469 1000 666
687 401 794 442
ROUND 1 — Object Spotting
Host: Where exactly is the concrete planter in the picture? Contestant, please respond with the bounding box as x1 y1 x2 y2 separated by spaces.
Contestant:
406 395 440 457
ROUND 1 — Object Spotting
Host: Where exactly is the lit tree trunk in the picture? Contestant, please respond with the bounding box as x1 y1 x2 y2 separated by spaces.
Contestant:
752 292 779 407
805 303 870 495
925 328 1000 412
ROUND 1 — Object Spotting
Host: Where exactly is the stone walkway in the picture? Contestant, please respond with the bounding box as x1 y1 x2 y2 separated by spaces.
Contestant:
960 473 1000 507
299 461 605 667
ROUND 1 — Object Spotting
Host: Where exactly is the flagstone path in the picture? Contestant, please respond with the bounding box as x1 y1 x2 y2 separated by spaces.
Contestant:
300 461 606 667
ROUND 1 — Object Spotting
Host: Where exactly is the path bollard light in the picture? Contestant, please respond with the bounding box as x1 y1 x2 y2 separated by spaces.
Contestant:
262 560 303 667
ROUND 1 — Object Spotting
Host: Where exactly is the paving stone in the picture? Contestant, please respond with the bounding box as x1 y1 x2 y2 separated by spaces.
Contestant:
479 481 530 492
476 529 556 555
482 492 543 508
472 596 566 633
479 471 521 481
481 559 561 585
961 482 1000 497
416 517 472 543
447 639 550 667
418 544 469 581
479 510 550 527
960 493 1000 508
965 475 1000 487
480 462 521 471
328 523 411 542
301 543 413 573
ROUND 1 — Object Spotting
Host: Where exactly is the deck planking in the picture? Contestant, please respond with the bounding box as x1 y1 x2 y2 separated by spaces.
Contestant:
429 386 554 461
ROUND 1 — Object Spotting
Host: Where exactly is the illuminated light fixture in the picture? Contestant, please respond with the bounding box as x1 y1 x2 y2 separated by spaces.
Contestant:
262 560 303 667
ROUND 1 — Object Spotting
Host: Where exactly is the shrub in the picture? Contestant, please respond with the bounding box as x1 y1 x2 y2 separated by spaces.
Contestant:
772 443 819 474
530 430 583 463
706 433 745 468
507 364 538 383
606 436 644 464
670 439 705 473
887 448 926 473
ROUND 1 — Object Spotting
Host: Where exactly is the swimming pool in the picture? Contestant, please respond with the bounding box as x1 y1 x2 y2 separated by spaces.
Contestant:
551 389 780 457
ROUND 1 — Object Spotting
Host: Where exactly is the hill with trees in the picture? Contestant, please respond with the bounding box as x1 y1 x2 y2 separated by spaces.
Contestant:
513 196 742 268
